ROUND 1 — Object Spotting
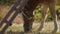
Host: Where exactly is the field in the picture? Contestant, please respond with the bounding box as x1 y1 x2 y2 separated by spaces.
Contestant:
0 5 60 34
0 20 60 34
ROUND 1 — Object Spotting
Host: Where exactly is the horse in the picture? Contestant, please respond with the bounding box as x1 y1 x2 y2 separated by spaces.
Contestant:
22 0 58 34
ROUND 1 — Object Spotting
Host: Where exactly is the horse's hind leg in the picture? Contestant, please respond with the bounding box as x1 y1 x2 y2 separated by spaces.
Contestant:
22 8 34 34
38 3 48 32
48 2 59 33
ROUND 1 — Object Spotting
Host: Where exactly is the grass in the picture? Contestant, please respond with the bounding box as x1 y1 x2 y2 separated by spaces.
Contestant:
0 5 60 34
0 20 60 34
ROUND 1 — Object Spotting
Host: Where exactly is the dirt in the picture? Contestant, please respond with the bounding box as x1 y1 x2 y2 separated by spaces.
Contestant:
0 6 60 34
0 6 23 24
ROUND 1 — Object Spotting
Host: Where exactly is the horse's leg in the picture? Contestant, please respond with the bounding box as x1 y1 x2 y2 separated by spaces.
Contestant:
22 8 34 34
38 3 48 32
48 2 58 33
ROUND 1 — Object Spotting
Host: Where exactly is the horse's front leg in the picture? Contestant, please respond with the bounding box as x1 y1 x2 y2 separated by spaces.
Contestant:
38 3 48 33
22 8 34 34
48 2 59 33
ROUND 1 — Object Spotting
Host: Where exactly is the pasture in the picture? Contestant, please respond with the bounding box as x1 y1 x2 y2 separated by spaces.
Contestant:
0 20 60 34
0 6 60 34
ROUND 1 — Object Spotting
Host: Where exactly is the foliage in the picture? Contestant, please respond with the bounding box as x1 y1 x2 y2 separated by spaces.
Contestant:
0 0 60 21
0 0 16 6
34 6 60 21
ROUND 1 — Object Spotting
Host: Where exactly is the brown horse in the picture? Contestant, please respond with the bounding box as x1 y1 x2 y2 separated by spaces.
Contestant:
22 0 58 34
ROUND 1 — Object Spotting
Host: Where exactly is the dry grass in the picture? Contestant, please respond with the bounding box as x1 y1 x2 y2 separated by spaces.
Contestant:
0 6 60 34
0 20 60 34
0 6 10 20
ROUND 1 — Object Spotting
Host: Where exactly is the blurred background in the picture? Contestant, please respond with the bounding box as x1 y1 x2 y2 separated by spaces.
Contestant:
0 0 60 34
0 0 60 21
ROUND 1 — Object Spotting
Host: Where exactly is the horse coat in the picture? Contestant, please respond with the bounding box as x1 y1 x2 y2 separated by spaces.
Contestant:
23 0 57 33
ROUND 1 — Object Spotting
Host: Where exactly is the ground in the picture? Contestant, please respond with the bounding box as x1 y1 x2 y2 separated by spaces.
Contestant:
0 20 60 34
0 6 60 34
